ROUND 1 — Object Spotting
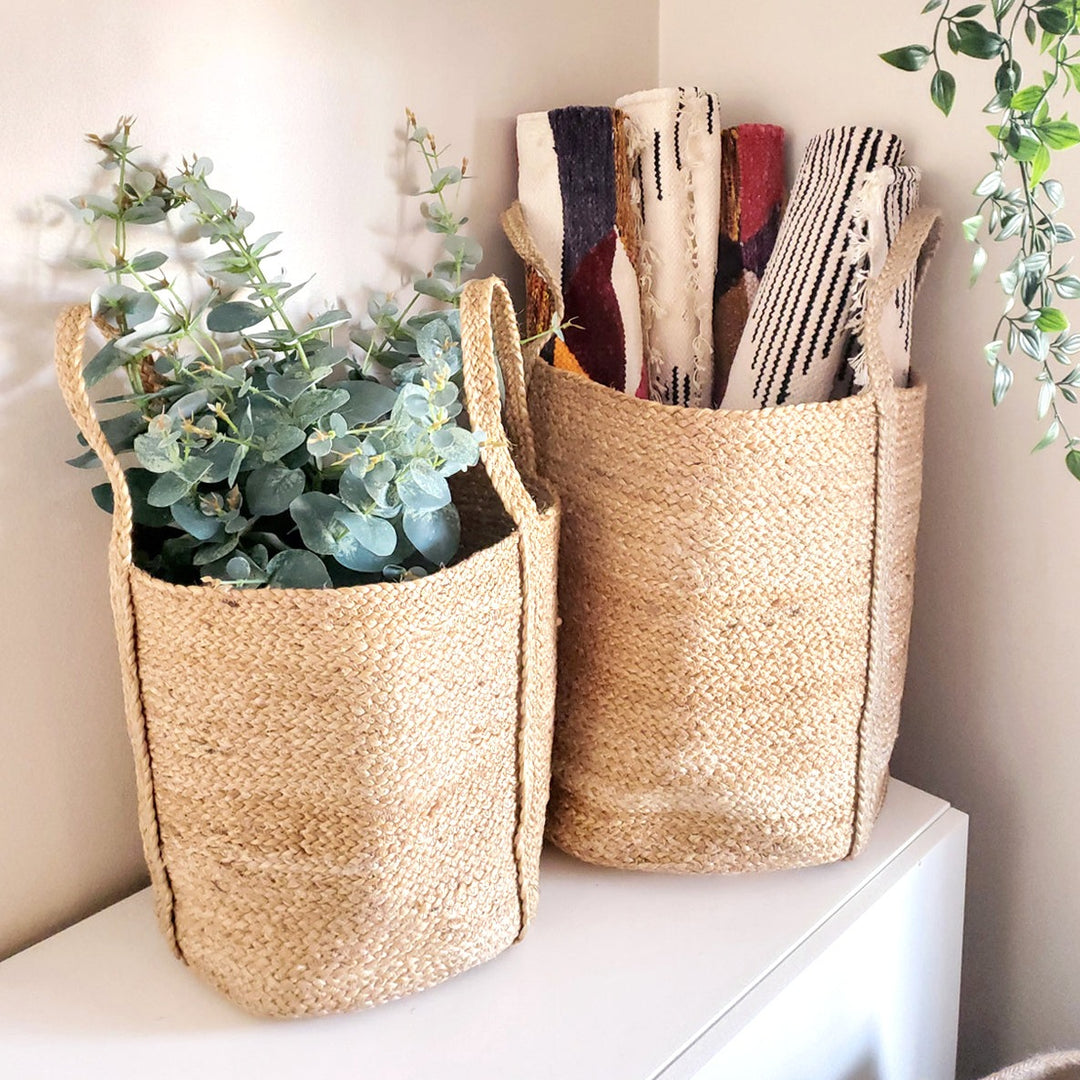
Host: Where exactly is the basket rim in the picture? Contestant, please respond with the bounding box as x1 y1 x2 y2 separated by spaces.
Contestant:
531 360 925 422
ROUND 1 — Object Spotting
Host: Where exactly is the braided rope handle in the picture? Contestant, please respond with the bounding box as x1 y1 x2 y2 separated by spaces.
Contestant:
459 276 545 527
500 201 564 370
862 206 942 404
54 305 134 564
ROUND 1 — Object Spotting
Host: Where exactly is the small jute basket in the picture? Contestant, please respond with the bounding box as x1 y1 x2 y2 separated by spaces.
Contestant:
980 1052 1080 1080
504 202 939 873
54 276 560 1017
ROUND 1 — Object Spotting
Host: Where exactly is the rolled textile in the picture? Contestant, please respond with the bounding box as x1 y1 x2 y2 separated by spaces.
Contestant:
712 123 786 407
616 86 723 408
840 164 923 397
515 106 647 397
721 126 906 410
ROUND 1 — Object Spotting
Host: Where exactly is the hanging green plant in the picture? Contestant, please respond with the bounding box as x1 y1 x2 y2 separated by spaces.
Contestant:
67 113 484 586
883 0 1080 478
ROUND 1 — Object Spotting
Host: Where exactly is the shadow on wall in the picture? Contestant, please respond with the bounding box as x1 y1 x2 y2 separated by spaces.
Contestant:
0 198 147 961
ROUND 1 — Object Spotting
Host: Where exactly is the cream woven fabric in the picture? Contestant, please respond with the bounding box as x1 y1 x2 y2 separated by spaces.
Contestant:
522 209 939 873
54 277 560 1017
616 87 723 407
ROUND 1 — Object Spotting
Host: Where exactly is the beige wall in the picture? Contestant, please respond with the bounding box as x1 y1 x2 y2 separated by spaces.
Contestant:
0 0 658 960
660 1 1080 1075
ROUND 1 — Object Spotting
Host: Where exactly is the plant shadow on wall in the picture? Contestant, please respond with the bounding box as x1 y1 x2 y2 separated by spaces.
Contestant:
883 0 1080 479
64 114 487 590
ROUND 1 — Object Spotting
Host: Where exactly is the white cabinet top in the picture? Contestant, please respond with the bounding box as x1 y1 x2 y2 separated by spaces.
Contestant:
0 780 952 1080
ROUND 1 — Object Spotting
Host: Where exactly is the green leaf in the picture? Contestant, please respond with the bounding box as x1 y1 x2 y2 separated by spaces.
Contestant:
337 380 399 425
1055 275 1080 298
397 459 451 511
1037 120 1080 149
1031 142 1052 187
413 275 460 303
206 301 268 333
128 251 168 273
995 59 1022 93
971 245 989 285
1026 13 1038 44
147 471 193 507
403 504 460 565
90 481 113 515
347 513 397 558
1037 306 1070 331
171 498 224 541
880 45 931 71
1011 85 1046 111
193 534 241 565
266 549 331 589
1043 178 1066 206
290 387 351 429
954 20 1005 59
993 361 1014 405
962 214 984 241
930 69 957 116
923 0 945 8
1032 419 1061 451
83 340 125 387
245 465 305 517
289 491 355 555
1066 448 1080 479
304 309 351 333
259 424 306 462
1037 6 1071 34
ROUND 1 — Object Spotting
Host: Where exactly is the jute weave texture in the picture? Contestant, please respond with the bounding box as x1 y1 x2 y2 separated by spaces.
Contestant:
510 203 938 873
54 277 559 1017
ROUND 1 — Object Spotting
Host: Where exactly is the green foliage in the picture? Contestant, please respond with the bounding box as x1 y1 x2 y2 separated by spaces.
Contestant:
67 114 483 587
884 0 1080 478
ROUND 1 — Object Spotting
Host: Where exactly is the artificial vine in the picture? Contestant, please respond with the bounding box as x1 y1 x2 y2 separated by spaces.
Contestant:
884 0 1080 477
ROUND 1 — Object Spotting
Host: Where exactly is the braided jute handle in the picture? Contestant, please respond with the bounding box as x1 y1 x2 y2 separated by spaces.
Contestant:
459 276 546 527
861 206 943 403
500 201 564 372
54 304 134 565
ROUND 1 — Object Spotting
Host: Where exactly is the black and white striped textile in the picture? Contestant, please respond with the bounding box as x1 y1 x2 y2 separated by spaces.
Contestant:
721 127 906 410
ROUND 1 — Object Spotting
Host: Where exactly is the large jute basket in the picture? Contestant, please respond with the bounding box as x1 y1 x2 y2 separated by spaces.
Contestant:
504 202 939 873
54 277 559 1016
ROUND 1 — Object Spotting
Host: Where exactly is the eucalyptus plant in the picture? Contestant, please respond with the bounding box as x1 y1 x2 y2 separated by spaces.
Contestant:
68 114 483 587
883 0 1080 478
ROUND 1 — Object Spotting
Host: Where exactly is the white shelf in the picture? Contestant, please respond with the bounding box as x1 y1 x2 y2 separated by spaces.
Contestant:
0 780 966 1080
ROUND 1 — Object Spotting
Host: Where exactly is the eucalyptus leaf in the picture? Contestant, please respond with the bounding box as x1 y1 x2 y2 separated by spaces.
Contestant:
266 549 331 588
245 464 305 517
206 301 268 333
403 504 460 565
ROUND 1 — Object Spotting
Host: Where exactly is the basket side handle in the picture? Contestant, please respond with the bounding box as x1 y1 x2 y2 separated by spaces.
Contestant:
500 200 564 371
54 304 133 564
459 276 544 527
862 206 943 402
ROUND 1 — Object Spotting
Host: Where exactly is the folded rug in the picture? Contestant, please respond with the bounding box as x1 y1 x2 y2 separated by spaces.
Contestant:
721 126 906 410
515 106 647 397
616 87 723 408
712 123 786 407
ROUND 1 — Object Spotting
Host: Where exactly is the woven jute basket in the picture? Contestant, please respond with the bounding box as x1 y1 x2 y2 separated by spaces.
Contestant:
980 1052 1080 1080
54 277 560 1016
504 202 939 873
